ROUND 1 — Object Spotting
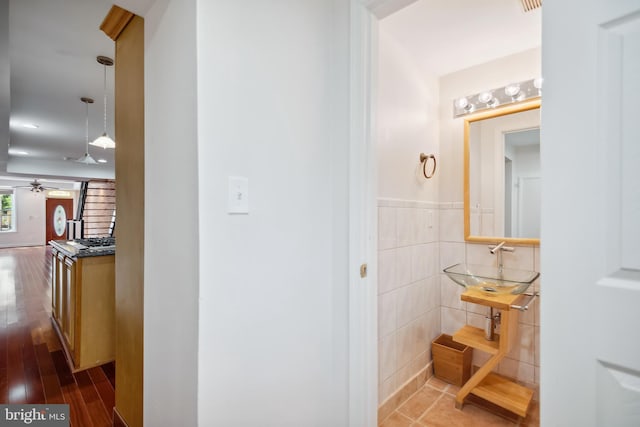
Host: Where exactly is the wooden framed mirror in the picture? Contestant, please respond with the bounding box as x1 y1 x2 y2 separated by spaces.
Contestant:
464 98 541 245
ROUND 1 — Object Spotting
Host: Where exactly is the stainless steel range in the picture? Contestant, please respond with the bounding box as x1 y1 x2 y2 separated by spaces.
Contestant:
69 237 116 252
75 237 116 247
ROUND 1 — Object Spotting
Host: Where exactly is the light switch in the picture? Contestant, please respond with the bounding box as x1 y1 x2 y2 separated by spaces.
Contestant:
228 176 249 214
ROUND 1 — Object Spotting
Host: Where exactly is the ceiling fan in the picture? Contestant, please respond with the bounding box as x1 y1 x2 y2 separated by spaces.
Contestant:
14 179 59 193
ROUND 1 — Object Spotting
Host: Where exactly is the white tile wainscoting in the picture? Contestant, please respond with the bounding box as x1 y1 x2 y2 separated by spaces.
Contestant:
378 199 441 404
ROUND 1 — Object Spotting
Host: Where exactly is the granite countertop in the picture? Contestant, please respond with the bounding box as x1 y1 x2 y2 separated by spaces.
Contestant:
49 240 116 258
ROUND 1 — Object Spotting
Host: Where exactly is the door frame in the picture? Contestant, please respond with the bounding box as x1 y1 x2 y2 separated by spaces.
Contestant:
349 1 419 424
348 2 377 424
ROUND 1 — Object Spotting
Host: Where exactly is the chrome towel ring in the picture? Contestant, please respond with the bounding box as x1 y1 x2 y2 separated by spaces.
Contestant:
419 153 436 179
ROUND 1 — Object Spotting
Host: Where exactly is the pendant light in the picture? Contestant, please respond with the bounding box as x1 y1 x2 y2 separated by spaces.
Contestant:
76 97 98 164
90 56 115 149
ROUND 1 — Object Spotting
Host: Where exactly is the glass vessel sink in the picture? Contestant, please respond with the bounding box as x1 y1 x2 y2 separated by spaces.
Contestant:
443 263 539 295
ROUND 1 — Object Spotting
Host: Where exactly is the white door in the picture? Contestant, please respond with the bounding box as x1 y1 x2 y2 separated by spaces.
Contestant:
542 1 640 426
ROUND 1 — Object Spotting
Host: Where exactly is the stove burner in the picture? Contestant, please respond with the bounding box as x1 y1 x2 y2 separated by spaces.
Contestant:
75 237 116 247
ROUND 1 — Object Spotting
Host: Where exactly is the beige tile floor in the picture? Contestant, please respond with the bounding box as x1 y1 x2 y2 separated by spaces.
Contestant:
379 377 539 427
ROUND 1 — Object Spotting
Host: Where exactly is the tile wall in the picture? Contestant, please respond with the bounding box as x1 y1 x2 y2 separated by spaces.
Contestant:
378 201 541 406
377 199 442 404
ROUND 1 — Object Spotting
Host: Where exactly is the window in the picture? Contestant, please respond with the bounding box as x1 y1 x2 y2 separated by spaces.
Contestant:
1 189 14 232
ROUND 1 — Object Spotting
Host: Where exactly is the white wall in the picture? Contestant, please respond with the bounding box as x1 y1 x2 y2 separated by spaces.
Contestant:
141 0 199 426
377 27 439 201
195 1 350 426
0 188 45 247
121 1 350 425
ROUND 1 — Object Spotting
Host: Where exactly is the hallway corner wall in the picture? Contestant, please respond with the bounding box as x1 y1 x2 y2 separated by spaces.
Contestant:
376 19 441 405
141 1 200 426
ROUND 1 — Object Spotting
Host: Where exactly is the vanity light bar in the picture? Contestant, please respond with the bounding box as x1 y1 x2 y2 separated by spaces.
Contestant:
453 77 542 118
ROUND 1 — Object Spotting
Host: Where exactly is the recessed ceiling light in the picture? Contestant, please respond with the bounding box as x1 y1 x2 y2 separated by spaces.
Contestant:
22 123 39 129
97 159 107 163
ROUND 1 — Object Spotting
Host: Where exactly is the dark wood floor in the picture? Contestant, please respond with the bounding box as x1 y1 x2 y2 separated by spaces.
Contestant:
0 245 115 427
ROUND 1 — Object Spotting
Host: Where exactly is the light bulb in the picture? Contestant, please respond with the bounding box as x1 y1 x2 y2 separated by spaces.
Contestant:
455 97 469 109
478 92 493 104
505 84 520 97
533 77 544 89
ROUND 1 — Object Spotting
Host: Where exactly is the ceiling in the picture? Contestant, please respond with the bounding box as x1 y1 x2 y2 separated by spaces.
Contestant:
380 0 541 77
506 128 540 147
3 0 114 182
0 0 540 184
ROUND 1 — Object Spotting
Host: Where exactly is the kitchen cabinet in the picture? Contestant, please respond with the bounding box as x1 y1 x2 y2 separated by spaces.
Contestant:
50 243 115 372
63 257 76 353
51 250 67 326
50 248 60 321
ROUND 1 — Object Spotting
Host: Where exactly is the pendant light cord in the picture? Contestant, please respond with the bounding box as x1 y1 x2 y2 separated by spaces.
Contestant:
78 96 96 162
102 63 108 134
85 100 90 153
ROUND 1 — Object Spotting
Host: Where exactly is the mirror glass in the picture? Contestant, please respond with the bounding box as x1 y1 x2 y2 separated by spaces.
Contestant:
464 100 541 245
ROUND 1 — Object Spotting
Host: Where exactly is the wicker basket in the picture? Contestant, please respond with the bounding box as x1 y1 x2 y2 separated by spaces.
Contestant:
432 333 473 386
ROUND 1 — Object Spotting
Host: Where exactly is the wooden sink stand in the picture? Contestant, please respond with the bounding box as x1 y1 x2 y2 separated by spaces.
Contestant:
452 289 534 419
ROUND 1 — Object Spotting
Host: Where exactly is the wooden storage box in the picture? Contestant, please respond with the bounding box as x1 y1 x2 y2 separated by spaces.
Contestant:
432 333 473 386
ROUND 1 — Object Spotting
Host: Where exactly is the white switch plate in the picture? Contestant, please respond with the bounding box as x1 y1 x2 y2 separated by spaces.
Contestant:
228 176 249 214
